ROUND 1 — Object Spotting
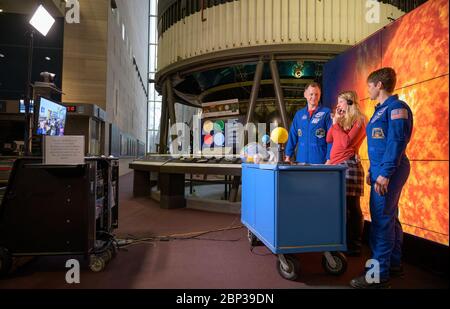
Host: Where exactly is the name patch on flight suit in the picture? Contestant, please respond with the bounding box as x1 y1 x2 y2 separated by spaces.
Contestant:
315 112 325 118
298 129 303 137
372 128 385 139
315 128 326 138
311 112 325 124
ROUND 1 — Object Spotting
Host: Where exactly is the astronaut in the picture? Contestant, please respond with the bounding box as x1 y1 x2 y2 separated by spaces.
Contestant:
285 82 332 164
350 67 413 289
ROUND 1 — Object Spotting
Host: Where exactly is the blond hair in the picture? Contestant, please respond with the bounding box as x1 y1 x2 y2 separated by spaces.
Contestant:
337 91 366 131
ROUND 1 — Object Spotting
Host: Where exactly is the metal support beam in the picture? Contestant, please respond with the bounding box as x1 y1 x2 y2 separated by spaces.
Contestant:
245 58 264 126
159 82 169 154
166 79 177 126
166 78 179 149
269 59 289 129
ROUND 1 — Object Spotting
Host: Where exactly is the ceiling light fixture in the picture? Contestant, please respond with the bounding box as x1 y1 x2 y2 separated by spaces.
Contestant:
29 5 55 36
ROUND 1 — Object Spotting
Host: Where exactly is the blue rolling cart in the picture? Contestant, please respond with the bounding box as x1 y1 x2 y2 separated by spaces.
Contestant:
241 163 348 280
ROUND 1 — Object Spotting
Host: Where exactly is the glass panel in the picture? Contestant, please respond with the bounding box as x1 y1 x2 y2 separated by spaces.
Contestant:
147 132 154 153
147 130 159 153
147 0 160 153
154 103 161 130
153 44 158 69
148 83 155 101
148 102 155 130
149 45 156 72
150 0 157 16
150 16 157 44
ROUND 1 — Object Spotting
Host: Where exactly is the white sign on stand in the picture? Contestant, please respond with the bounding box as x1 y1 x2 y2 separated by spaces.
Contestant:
43 136 85 165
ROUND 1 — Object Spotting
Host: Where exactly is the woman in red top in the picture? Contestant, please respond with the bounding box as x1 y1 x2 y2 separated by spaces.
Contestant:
326 91 366 256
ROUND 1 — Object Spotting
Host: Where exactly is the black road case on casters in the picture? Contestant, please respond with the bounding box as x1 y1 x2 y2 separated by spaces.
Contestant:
0 157 119 275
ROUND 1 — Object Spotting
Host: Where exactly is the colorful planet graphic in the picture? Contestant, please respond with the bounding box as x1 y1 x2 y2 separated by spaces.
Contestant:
213 120 225 132
203 120 214 133
204 134 213 145
214 132 225 146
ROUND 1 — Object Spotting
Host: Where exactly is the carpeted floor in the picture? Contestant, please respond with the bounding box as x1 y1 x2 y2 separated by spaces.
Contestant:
0 173 447 289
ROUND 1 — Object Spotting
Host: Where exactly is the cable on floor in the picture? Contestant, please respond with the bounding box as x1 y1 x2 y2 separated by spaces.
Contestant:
115 223 245 248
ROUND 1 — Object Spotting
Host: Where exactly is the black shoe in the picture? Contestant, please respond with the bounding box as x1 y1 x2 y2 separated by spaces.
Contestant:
350 275 391 289
390 265 405 278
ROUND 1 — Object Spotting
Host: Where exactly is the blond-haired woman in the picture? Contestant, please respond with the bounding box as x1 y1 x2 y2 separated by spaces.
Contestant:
326 91 366 256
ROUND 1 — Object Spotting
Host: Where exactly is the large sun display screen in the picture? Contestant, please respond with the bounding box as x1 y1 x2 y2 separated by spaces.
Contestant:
322 0 449 245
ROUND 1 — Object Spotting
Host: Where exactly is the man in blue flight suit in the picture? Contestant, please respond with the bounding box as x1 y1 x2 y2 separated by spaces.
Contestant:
350 67 413 289
285 82 332 164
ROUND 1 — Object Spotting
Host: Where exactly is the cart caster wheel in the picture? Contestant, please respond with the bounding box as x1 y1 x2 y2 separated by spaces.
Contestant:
106 249 113 261
100 251 112 263
89 255 106 272
247 230 262 247
322 252 347 276
0 247 13 277
277 254 300 281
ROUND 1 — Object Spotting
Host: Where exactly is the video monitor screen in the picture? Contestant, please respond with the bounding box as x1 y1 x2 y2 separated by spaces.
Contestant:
19 99 34 113
36 97 67 136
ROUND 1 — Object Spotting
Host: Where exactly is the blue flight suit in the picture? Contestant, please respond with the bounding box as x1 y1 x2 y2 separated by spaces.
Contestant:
286 105 332 164
366 94 413 280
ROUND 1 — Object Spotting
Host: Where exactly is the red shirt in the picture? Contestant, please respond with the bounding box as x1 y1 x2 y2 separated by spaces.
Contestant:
308 107 317 118
326 120 366 165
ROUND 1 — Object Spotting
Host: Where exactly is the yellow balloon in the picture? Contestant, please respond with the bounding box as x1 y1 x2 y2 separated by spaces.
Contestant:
270 127 289 144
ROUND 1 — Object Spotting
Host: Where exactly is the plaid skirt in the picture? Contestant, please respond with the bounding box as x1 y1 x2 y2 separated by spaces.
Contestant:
339 158 365 196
